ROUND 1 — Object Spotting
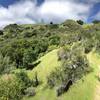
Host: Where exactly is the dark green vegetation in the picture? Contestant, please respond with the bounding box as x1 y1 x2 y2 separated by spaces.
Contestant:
92 20 100 24
77 20 84 25
0 20 100 100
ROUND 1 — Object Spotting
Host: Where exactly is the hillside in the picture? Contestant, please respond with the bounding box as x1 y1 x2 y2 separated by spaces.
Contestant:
23 51 99 100
28 49 60 83
0 20 100 100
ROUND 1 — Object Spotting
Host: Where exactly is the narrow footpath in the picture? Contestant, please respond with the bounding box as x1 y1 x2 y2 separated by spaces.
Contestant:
87 52 100 100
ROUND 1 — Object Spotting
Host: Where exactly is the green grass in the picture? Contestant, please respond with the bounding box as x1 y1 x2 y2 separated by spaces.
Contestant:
23 51 100 100
82 24 93 29
28 49 61 83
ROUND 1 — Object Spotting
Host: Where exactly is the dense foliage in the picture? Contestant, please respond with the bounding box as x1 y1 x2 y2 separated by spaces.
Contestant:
0 75 23 100
47 46 91 88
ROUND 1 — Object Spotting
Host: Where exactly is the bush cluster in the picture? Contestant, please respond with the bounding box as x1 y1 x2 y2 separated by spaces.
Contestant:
47 46 91 88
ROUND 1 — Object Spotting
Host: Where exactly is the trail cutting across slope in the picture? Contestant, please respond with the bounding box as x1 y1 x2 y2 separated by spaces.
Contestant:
87 52 100 100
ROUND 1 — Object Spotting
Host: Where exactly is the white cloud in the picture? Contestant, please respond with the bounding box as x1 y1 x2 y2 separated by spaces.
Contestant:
87 0 100 3
0 0 37 28
0 0 92 28
39 1 91 23
44 0 100 3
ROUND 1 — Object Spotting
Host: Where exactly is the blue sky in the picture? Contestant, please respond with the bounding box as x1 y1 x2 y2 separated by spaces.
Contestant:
0 0 15 7
0 0 100 27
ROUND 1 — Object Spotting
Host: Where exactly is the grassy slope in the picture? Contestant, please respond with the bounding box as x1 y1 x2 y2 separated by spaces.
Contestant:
23 49 60 100
28 49 61 83
24 50 100 100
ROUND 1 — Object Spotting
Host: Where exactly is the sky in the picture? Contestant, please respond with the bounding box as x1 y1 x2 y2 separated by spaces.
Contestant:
0 0 100 28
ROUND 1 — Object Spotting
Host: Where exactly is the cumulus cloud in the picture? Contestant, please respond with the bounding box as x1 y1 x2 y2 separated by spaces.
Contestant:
39 1 91 23
0 0 37 28
86 0 100 3
0 0 92 28
45 0 100 3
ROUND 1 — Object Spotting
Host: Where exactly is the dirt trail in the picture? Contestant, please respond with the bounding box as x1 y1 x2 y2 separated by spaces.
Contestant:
94 66 100 100
87 52 100 100
94 82 100 100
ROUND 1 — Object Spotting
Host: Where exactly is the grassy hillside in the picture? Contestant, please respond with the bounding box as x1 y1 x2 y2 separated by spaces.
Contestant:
28 49 61 83
23 51 99 100
0 20 100 100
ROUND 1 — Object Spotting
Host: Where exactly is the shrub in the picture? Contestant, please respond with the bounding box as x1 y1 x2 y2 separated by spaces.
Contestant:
92 20 100 24
56 80 73 96
22 30 35 38
1 39 30 68
0 30 3 35
83 39 94 54
47 45 58 52
47 46 91 89
44 30 51 37
3 24 21 38
23 48 36 69
24 87 36 97
77 20 84 25
48 24 59 29
32 72 39 87
49 35 60 46
0 54 14 75
47 76 55 88
62 20 81 31
15 70 31 91
57 46 70 60
0 74 23 100
47 68 62 88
